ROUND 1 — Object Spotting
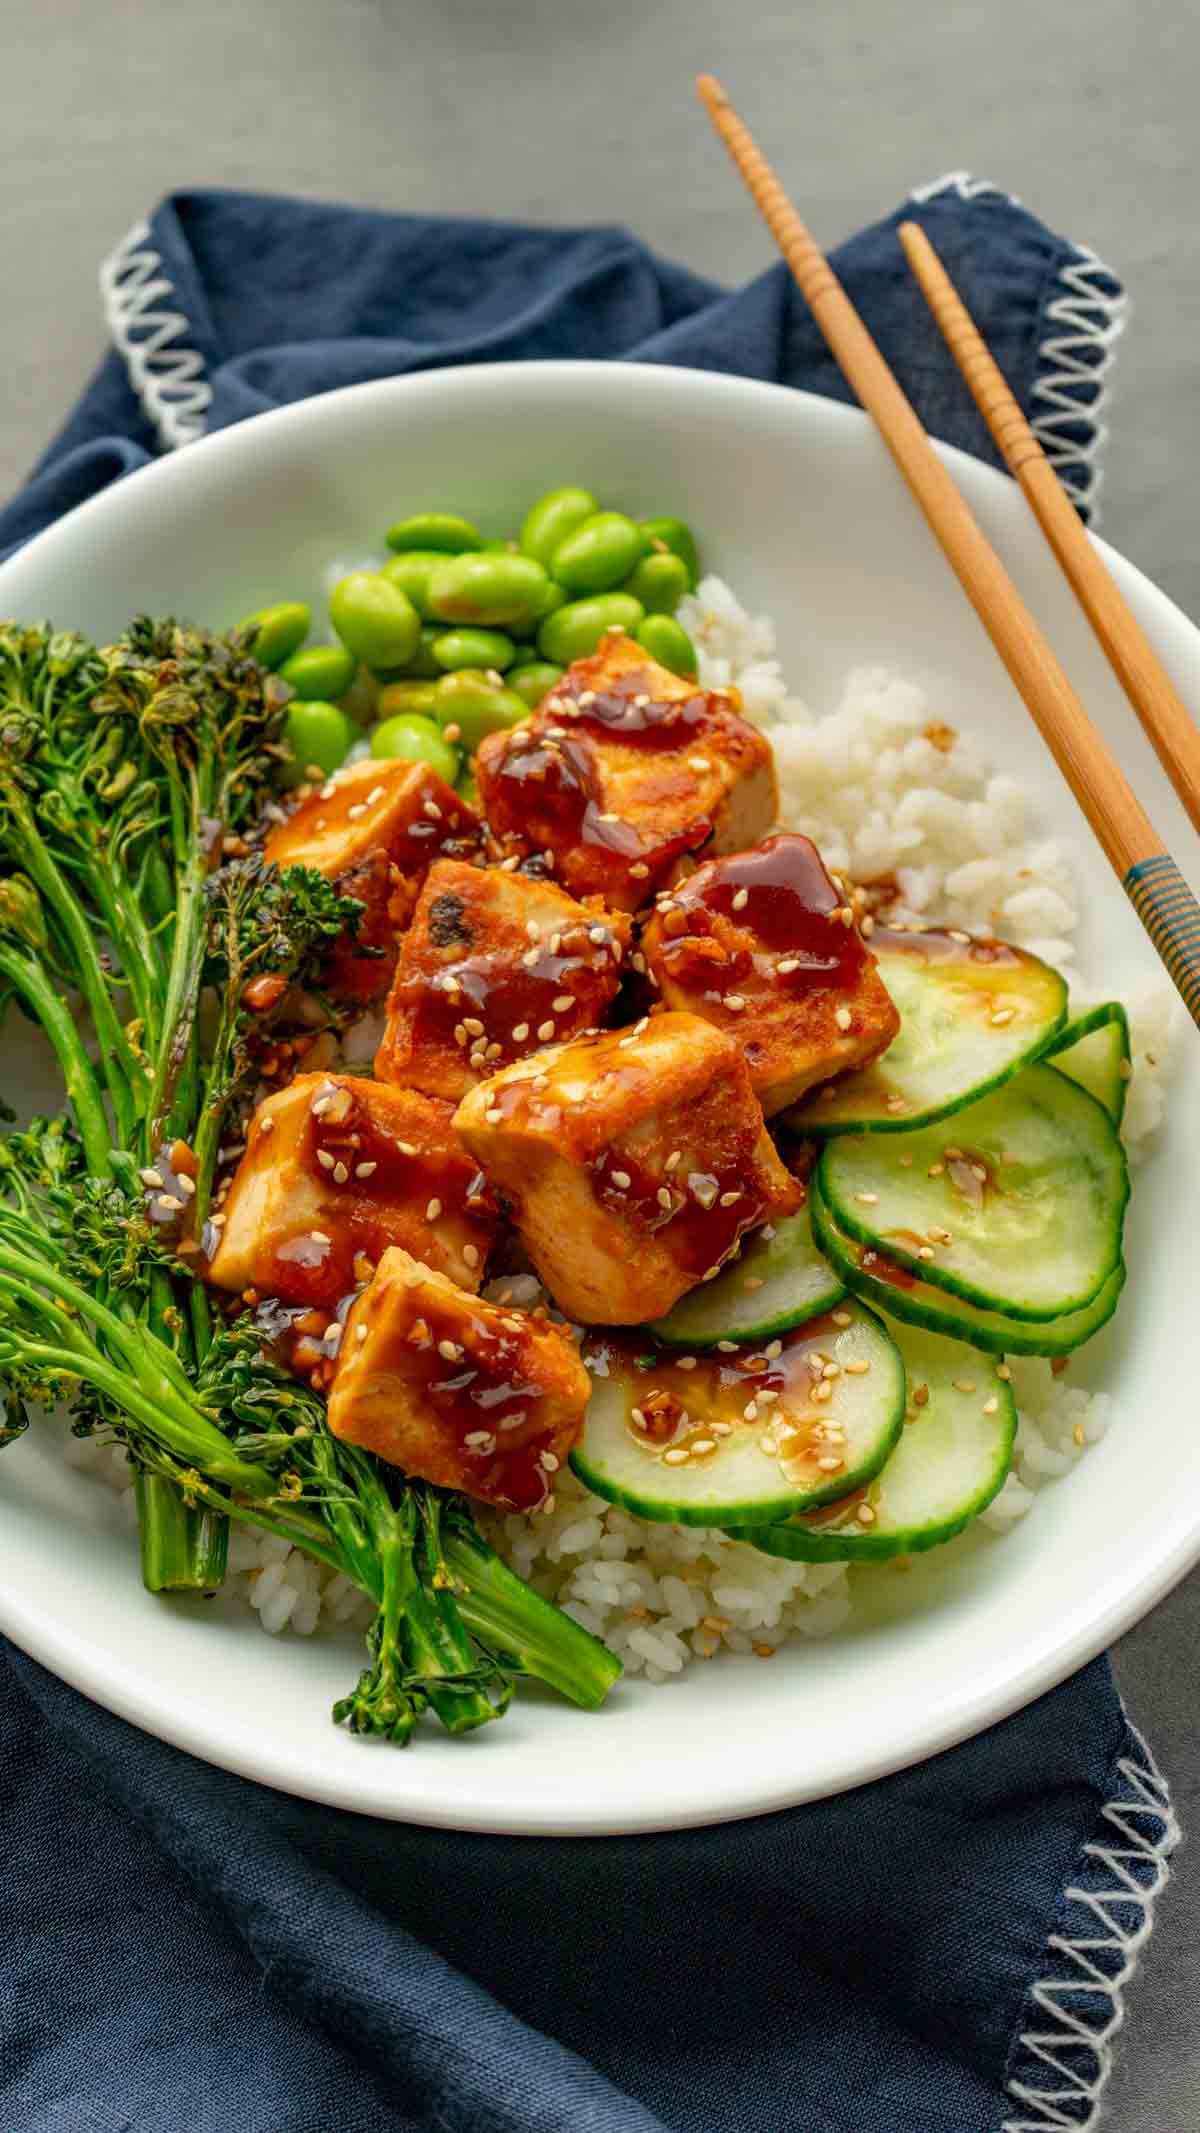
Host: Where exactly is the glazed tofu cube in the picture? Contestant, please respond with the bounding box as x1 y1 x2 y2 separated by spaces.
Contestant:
641 834 900 1115
205 1073 496 1307
475 632 776 911
328 1247 588 1512
263 758 481 1003
374 858 632 1101
454 1010 800 1325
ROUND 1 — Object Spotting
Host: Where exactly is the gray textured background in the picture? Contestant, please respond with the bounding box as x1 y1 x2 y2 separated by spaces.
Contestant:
2 1 1196 2125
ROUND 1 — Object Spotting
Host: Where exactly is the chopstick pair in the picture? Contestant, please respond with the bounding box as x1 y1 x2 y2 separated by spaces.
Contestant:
697 74 1200 1031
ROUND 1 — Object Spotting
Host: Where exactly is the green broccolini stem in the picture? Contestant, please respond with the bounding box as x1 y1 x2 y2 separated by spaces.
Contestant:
0 946 113 1177
443 1513 623 1710
134 1470 229 1592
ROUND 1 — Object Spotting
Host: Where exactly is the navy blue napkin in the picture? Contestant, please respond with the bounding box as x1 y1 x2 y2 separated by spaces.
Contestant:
0 184 1177 2133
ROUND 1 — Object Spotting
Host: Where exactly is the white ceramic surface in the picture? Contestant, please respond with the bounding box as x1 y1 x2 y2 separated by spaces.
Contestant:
0 361 1197 1835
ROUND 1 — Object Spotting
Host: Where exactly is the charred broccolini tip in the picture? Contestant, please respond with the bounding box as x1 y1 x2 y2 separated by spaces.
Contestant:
0 617 620 1740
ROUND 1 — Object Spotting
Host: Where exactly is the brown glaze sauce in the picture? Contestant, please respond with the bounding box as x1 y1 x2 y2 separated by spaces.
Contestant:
489 727 706 876
871 923 1024 968
360 1296 557 1512
588 1139 767 1277
586 1310 857 1478
657 834 867 996
393 928 614 1072
259 1083 494 1308
857 1245 918 1291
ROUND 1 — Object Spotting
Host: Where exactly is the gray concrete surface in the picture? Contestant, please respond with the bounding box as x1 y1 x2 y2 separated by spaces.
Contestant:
1 1 1196 2124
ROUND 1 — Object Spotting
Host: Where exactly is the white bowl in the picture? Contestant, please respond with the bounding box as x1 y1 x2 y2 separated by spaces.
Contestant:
0 361 1197 1834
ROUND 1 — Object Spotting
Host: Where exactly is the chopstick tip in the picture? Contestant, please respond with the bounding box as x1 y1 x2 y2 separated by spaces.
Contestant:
696 73 727 111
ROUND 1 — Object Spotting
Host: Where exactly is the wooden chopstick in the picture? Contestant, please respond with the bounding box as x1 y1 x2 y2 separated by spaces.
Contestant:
696 73 1200 1030
898 217 1200 841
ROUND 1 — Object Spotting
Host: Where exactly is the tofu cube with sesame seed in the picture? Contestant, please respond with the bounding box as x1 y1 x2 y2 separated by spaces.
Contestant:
327 1247 588 1512
205 1073 496 1307
263 759 482 1004
475 632 776 912
374 857 632 1102
641 834 900 1115
454 1011 800 1325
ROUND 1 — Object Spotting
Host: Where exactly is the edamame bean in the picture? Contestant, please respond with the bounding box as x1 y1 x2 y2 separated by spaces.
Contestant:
431 627 516 673
277 643 357 700
370 713 460 782
639 516 700 589
385 512 483 553
238 601 310 670
427 552 551 627
520 485 598 568
432 669 530 752
550 511 645 594
376 679 441 720
507 660 564 709
635 613 697 678
280 700 354 786
380 550 447 618
537 593 644 666
622 550 690 614
330 572 421 669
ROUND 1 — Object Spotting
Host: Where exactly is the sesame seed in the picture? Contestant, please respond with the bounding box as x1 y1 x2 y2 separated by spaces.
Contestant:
157 1193 183 1213
177 1174 196 1198
139 1167 164 1188
258 1116 274 1135
541 1451 560 1472
815 1382 832 1403
996 1363 1012 1380
437 1339 463 1362
718 1189 740 1207
834 1006 853 1031
656 1186 674 1209
861 914 875 935
717 1340 738 1353
817 1455 843 1472
725 994 746 1011
462 1244 480 1269
485 1107 503 1124
664 1149 682 1172
843 1358 870 1376
541 1495 557 1515
982 1396 999 1415
854 1192 879 1205
732 887 749 912
743 1400 759 1422
687 755 711 771
629 862 650 880
355 1161 377 1180
208 1212 226 1229
426 1197 443 1221
464 1430 494 1449
356 1324 369 1343
311 1095 332 1116
885 1096 907 1114
364 784 385 805
822 1361 840 1379
989 1006 1015 1026
397 1142 417 1157
610 1170 631 1190
663 1447 690 1466
676 1356 697 1370
463 1017 484 1036
552 994 573 1014
917 1245 935 1261
777 957 800 974
319 781 336 799
702 1265 723 1281
690 1175 719 1209
511 1022 530 1043
954 1378 976 1395
928 1162 944 1177
332 1161 349 1184
549 932 563 955
691 1438 717 1456
537 1020 556 1042
832 1310 852 1326
346 801 366 820
310 1229 331 1245
857 1504 877 1526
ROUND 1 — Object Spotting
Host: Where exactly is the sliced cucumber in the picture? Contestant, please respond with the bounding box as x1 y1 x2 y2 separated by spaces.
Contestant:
1046 1002 1131 1127
784 927 1067 1136
810 1171 1125 1356
733 1322 1017 1561
646 1204 844 1348
817 1062 1128 1321
572 1302 904 1526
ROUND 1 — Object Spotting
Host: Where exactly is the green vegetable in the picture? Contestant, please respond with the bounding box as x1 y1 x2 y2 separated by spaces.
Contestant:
432 670 529 751
0 616 620 1741
1045 1002 1131 1126
370 711 460 780
784 931 1068 1137
431 627 516 673
330 572 421 669
507 660 564 709
550 511 645 594
277 643 357 700
408 626 450 678
385 512 483 553
427 552 551 628
379 552 448 619
635 614 697 677
280 700 355 785
736 1321 1017 1562
623 551 690 614
520 485 598 568
376 679 441 720
538 593 644 665
237 601 311 670
647 1206 844 1347
639 515 700 588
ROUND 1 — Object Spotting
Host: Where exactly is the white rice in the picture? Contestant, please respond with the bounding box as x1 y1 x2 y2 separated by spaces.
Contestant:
63 576 1179 1673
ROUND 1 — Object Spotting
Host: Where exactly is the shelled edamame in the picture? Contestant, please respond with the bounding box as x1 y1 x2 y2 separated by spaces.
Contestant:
241 485 700 786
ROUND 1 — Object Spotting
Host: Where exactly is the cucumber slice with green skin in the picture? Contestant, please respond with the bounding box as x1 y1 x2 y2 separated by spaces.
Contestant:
732 1322 1017 1562
810 1171 1126 1356
572 1303 905 1526
1046 1002 1131 1127
784 927 1067 1136
817 1062 1128 1321
646 1205 844 1347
